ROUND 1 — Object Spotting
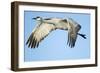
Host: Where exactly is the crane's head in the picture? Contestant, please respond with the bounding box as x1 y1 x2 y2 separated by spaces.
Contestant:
32 16 42 21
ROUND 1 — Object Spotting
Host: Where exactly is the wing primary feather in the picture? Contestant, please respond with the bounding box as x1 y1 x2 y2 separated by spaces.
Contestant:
70 35 73 48
30 38 33 48
71 37 74 48
33 38 36 48
73 36 77 47
28 34 33 47
68 33 70 47
72 38 74 47
67 33 73 48
31 37 35 48
26 34 32 45
34 39 38 48
34 39 37 48
26 39 29 45
69 33 71 47
72 37 75 48
36 42 39 48
67 33 69 45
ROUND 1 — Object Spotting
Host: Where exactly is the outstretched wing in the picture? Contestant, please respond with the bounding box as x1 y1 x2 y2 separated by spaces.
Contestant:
67 28 77 48
26 23 55 48
67 20 81 48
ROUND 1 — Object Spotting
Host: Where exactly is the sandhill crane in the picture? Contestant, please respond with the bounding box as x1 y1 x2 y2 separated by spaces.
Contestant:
26 16 86 48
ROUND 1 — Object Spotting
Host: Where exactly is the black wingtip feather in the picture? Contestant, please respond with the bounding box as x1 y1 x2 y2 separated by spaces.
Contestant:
31 38 35 48
36 42 39 48
26 35 40 48
27 36 32 47
33 39 36 48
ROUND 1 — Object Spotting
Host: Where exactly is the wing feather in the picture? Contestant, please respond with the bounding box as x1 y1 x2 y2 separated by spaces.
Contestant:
67 21 81 48
67 28 77 48
26 23 55 48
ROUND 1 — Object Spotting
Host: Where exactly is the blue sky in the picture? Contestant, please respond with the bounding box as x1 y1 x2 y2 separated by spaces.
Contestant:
24 11 90 62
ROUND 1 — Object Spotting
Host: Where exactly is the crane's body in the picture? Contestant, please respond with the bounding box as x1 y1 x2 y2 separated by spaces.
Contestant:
36 17 79 30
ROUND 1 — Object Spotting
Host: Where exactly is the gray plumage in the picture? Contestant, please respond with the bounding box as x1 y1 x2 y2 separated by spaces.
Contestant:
26 16 86 48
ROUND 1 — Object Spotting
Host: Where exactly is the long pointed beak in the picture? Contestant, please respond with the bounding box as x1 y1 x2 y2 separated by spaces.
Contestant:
32 18 36 20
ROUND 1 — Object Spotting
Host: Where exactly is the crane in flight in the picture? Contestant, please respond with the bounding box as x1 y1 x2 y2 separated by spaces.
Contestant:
26 16 86 48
